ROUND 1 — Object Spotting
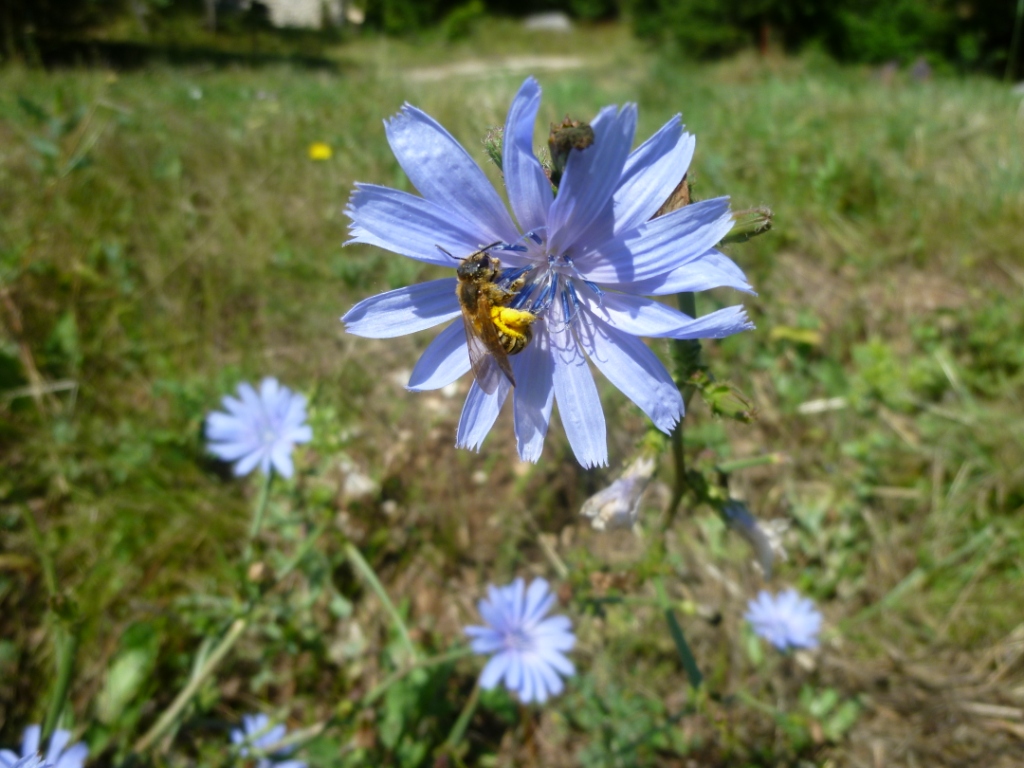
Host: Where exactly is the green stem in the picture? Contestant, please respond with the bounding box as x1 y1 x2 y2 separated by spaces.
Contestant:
363 647 472 706
244 470 274 564
655 578 702 690
132 618 248 754
22 506 74 739
665 292 701 527
444 681 481 753
42 628 76 738
344 542 418 663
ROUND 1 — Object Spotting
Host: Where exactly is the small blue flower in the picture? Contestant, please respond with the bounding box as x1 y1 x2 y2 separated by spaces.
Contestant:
230 714 306 768
465 578 576 703
206 378 312 479
745 589 822 651
0 725 88 768
342 77 753 467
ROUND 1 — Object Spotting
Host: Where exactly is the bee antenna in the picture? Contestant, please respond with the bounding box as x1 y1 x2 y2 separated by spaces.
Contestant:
435 244 458 261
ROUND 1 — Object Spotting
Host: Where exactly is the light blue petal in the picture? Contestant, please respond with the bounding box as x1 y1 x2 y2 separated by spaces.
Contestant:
455 379 510 451
407 322 470 391
575 116 695 253
587 293 753 340
21 726 40 758
532 655 565 699
342 279 459 338
511 324 555 462
550 321 607 468
537 648 575 676
612 117 694 234
54 744 88 768
503 78 552 233
208 439 256 462
510 577 526 625
522 579 554 626
288 425 313 444
233 448 265 477
505 653 524 694
547 105 637 256
1 751 19 766
206 412 247 441
578 313 682 433
270 440 295 479
479 652 511 690
346 184 491 265
467 634 506 654
618 248 754 295
518 661 537 703
578 197 733 285
385 105 518 244
44 731 71 765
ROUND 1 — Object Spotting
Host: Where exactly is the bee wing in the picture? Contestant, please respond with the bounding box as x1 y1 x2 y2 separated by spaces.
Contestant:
461 306 516 394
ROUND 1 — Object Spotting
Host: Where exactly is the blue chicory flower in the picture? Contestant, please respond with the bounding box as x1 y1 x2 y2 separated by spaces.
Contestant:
745 588 822 651
206 378 313 479
0 725 88 768
230 714 306 768
342 77 753 467
465 577 576 704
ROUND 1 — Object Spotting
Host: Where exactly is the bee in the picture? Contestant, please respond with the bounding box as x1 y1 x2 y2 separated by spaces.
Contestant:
441 242 537 394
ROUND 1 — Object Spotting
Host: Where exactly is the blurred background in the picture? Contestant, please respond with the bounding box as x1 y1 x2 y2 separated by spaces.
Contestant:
2 1 1024 766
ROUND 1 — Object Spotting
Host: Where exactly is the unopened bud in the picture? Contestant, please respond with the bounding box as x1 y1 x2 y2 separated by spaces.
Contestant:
720 500 774 577
722 206 773 245
482 126 504 171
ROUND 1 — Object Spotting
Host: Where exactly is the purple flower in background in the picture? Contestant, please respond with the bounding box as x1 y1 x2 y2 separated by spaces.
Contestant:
342 77 753 467
745 589 822 651
206 378 312 479
0 725 87 768
465 578 576 704
230 714 306 768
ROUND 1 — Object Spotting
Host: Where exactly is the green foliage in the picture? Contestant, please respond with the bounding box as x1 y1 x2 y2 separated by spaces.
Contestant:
629 0 1024 74
2 24 1023 766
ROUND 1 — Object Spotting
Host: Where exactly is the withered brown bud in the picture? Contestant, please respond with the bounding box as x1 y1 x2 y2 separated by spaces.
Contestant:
547 116 595 188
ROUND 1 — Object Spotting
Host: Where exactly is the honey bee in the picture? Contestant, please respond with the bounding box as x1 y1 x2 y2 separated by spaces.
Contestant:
442 242 537 394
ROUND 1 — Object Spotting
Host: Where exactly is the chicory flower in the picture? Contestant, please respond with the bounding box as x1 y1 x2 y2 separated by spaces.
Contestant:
343 77 753 467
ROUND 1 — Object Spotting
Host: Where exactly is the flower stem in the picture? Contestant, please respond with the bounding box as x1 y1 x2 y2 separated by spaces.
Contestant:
244 470 274 564
22 505 76 739
344 542 418 664
132 618 248 754
444 681 481 753
666 292 701 527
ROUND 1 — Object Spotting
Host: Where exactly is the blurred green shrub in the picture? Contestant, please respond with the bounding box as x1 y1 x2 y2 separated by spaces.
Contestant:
628 0 1023 76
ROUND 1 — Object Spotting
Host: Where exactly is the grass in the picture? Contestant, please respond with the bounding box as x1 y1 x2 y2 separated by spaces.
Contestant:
2 18 1024 767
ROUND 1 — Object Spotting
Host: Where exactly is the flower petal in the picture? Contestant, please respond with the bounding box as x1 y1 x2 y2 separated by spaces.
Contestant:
618 248 754 296
511 322 555 462
479 652 512 690
342 279 459 338
522 578 554 626
612 116 695 233
456 378 510 451
578 197 733 285
385 105 518 244
587 293 753 340
551 321 607 468
346 184 492 265
547 104 637 255
575 115 695 253
408 321 471 391
577 312 682 433
503 78 552 234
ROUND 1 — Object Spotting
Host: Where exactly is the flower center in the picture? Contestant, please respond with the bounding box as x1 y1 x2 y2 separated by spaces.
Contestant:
494 231 602 328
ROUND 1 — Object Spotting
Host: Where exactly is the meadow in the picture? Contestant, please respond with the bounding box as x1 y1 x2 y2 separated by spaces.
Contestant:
2 19 1024 767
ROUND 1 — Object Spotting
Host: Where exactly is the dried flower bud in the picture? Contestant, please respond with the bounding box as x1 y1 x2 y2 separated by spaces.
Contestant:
580 455 656 531
548 116 594 187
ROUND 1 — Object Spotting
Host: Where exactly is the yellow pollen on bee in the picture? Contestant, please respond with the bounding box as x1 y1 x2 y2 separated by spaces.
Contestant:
491 306 536 340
